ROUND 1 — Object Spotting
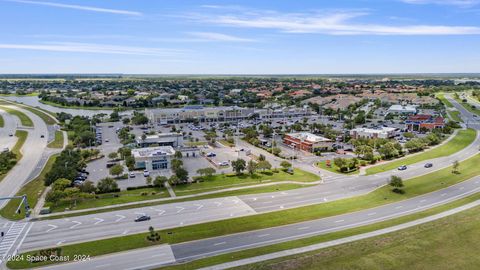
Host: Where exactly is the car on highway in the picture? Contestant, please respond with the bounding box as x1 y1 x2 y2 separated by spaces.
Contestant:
143 170 150 177
134 215 151 222
398 165 407 171
129 172 136 178
424 163 433 168
40 135 45 138
8 133 13 137
206 152 216 157
218 161 229 166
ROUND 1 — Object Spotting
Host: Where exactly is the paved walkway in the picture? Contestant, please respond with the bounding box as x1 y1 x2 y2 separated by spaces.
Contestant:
198 199 480 270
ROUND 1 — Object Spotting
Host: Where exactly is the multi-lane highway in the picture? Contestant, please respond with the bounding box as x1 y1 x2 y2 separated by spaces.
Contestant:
3 95 480 269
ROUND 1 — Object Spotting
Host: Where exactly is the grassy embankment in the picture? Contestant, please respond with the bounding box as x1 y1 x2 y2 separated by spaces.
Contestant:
0 105 33 127
0 130 28 183
437 93 463 122
173 169 319 196
47 131 64 148
0 154 58 220
9 153 480 269
365 128 476 175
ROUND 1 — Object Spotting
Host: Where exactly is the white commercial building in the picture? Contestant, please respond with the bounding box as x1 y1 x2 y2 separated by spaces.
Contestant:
387 105 417 114
136 133 183 148
350 127 397 139
132 146 175 171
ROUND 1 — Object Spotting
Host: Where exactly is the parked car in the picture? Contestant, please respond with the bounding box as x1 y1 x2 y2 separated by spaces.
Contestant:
143 170 150 177
106 162 117 168
134 215 151 222
218 161 229 166
206 152 216 157
424 163 433 168
8 133 13 137
397 165 407 171
129 172 136 178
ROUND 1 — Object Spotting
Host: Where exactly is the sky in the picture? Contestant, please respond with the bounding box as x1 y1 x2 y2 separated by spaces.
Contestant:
1 0 480 74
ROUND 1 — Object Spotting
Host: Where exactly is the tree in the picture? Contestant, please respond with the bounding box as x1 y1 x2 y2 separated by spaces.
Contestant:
271 147 281 156
97 177 118 193
280 161 292 171
452 160 460 174
175 167 189 182
171 159 183 172
146 176 152 185
109 164 124 177
168 175 179 186
258 154 266 161
52 178 71 191
108 152 118 160
174 151 183 159
231 158 246 175
389 175 404 194
45 190 66 205
257 160 272 172
79 181 96 193
153 176 168 187
196 167 216 177
141 133 147 141
247 160 257 176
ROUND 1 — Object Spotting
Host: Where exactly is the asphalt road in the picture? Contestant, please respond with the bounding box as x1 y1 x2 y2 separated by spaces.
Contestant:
37 176 480 270
0 110 18 150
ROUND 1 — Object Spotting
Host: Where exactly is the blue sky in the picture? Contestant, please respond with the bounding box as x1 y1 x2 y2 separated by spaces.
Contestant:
1 0 480 74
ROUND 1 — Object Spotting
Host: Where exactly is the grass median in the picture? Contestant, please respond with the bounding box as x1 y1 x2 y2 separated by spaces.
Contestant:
449 110 463 122
0 154 58 220
9 154 480 269
454 95 480 116
0 130 28 183
0 114 4 127
173 169 319 196
365 128 476 175
47 130 64 148
0 105 33 127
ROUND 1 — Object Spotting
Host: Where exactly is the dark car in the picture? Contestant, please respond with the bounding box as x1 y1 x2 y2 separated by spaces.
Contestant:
206 152 216 157
40 135 45 138
134 215 151 222
424 163 433 168
397 165 407 171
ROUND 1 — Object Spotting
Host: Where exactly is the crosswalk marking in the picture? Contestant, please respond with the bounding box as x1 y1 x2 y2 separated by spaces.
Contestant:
0 222 27 263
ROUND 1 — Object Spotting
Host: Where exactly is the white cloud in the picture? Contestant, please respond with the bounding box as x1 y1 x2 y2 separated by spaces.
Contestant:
191 9 480 35
400 0 479 7
186 32 256 42
5 0 142 16
0 42 185 57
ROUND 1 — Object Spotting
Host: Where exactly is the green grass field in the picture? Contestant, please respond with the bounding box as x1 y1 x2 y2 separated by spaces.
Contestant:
218 140 235 147
10 153 480 269
0 154 58 220
47 130 64 148
436 93 454 108
21 106 57 125
0 130 27 183
173 169 319 196
0 114 4 127
234 197 480 270
365 128 476 175
317 160 359 175
0 105 33 127
449 110 463 122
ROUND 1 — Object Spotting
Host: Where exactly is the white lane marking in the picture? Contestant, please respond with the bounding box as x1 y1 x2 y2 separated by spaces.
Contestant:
232 199 239 204
176 207 185 213
134 212 145 215
214 242 226 246
46 224 57 233
157 210 165 216
56 241 64 246
69 221 81 229
94 218 104 225
367 212 376 216
323 198 328 202
335 220 345 223
194 204 204 210
298 227 310 230
395 206 403 209
151 253 166 258
179 221 184 226
95 264 111 268
115 215 126 222
420 199 427 203
214 202 222 207
279 206 284 209
258 234 270 238
122 230 129 235
253 198 257 201
441 193 447 196
459 187 465 190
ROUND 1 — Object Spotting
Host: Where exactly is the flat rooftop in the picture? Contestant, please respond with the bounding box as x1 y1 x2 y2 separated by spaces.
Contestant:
132 146 175 158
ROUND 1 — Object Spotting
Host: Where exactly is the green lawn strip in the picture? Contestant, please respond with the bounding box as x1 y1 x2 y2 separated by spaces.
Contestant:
12 130 28 160
9 189 480 269
449 110 463 122
0 105 33 127
47 131 64 148
0 154 59 220
231 195 480 270
218 140 235 147
173 169 320 196
184 141 208 147
37 184 309 220
0 93 39 97
48 187 171 213
39 99 116 111
158 193 480 270
20 106 57 125
0 114 4 127
436 93 454 108
316 160 359 175
365 128 476 175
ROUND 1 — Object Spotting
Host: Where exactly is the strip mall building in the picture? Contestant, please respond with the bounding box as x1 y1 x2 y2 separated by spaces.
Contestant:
283 132 333 153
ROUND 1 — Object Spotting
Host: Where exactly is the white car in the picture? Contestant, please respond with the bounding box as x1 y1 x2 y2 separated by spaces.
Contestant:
143 170 150 177
129 172 136 178
218 161 229 167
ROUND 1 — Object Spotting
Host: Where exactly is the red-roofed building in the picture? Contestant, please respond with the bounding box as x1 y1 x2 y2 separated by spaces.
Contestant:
405 114 445 131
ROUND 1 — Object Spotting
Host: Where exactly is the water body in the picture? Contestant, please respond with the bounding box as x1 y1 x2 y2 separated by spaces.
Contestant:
2 96 133 117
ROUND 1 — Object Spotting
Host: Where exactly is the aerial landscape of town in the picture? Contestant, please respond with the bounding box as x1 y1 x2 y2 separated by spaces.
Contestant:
1 1 480 270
